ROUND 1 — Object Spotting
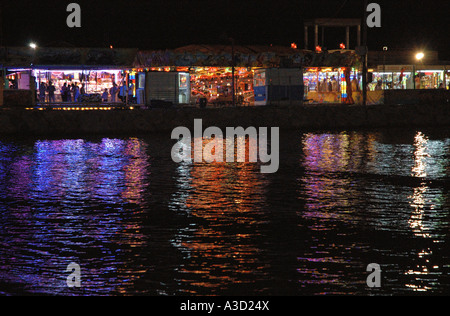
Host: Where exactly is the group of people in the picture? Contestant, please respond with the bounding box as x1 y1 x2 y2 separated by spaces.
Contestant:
38 81 130 103
314 76 360 93
101 81 134 103
38 81 83 103
317 76 340 92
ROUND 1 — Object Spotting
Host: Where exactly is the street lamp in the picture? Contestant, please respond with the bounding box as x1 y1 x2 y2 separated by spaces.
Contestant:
414 52 425 89
415 52 425 61
29 42 37 49
383 46 388 89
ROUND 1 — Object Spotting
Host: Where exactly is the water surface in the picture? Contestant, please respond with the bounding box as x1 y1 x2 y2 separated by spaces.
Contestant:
0 128 449 295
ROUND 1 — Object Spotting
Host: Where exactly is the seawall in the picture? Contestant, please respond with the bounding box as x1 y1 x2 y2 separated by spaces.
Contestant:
1 103 450 136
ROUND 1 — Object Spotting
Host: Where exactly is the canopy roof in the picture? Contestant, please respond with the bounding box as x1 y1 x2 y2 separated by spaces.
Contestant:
135 45 362 68
0 47 138 68
0 45 362 69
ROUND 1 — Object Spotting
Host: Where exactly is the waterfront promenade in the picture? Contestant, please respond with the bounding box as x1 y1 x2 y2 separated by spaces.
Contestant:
0 101 450 135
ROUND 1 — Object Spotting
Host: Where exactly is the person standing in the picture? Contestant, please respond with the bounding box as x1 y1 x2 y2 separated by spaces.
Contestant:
118 82 126 102
39 82 46 103
128 82 134 103
331 76 338 91
67 84 73 102
47 81 56 103
74 84 80 102
102 88 109 102
415 75 421 89
110 82 118 102
61 83 68 102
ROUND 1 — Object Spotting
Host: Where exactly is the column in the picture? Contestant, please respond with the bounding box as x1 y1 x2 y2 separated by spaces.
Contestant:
321 27 325 47
357 25 361 47
304 26 308 50
346 26 350 50
314 24 319 48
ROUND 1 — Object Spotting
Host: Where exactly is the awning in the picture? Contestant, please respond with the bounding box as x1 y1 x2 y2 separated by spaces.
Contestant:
0 47 138 68
134 45 362 68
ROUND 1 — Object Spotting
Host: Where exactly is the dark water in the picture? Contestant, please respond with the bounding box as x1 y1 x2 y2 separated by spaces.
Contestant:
0 128 449 296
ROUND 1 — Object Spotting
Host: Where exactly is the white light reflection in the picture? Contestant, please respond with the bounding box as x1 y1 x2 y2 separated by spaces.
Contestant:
405 132 444 292
408 185 431 238
411 132 430 178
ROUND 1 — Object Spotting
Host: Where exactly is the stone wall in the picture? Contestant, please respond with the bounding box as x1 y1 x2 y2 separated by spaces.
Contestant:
1 102 450 136
384 89 450 105
3 90 35 107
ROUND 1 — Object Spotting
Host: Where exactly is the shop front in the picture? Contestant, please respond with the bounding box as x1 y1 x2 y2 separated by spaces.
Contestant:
134 44 312 107
2 47 138 106
415 68 444 89
31 68 126 103
142 66 255 106
304 67 361 104
190 67 254 106
368 66 413 90
133 45 362 106
368 65 447 90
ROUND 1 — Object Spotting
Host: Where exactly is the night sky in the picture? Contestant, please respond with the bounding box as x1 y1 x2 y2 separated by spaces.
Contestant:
2 0 450 59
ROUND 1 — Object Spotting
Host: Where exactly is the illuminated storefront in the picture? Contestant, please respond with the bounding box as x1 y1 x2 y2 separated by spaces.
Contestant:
2 47 137 105
304 67 361 103
2 46 370 106
190 67 254 106
446 69 450 90
368 65 447 90
31 68 126 103
143 66 255 106
368 66 413 90
416 69 444 89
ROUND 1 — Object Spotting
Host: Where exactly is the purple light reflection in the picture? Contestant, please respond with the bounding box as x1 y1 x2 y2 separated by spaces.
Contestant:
0 137 151 295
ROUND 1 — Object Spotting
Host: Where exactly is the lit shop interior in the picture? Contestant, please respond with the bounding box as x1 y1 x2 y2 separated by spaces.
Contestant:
447 70 450 89
367 66 448 90
145 66 255 106
6 68 130 103
367 70 412 90
303 67 361 103
416 69 446 89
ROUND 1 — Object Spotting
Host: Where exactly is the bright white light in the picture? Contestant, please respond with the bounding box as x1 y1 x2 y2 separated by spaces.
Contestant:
416 52 425 60
29 43 37 49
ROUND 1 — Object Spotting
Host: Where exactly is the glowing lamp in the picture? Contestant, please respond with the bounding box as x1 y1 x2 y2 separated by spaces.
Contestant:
29 43 37 49
291 42 297 49
416 52 425 61
315 46 322 53
340 43 346 49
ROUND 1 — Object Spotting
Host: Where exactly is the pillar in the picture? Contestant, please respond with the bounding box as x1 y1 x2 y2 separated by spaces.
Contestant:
346 26 350 50
357 25 361 47
314 24 319 48
304 26 308 50
321 27 325 46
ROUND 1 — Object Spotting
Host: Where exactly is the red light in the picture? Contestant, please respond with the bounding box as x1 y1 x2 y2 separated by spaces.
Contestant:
315 46 322 53
291 42 297 49
340 43 346 49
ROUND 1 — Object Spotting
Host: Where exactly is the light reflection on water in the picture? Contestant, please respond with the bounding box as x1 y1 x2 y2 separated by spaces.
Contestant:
0 129 449 296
